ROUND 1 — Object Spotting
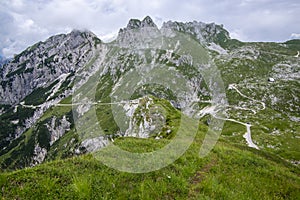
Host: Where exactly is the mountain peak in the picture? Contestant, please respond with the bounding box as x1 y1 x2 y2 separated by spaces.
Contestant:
126 19 142 29
141 16 156 27
69 29 98 38
125 16 157 30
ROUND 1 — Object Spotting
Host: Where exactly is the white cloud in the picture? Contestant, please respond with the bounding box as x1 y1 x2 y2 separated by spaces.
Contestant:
0 0 300 57
290 33 300 39
230 29 249 41
99 32 118 42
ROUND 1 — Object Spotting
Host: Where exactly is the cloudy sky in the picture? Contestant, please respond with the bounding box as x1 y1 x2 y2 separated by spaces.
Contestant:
0 0 299 57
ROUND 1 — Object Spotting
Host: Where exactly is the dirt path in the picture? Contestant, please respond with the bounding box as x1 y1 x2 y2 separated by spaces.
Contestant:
212 115 259 150
204 84 264 149
243 124 259 149
228 84 265 110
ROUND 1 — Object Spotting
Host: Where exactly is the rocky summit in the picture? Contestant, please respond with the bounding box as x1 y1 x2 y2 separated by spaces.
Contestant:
0 16 299 199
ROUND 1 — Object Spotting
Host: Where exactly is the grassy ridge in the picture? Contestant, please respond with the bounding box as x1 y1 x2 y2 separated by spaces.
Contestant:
0 130 299 200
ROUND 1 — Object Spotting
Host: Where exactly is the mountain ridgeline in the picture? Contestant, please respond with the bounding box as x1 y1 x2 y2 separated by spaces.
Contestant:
0 16 299 199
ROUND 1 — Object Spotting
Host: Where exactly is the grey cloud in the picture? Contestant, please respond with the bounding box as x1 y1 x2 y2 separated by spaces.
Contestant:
0 0 299 57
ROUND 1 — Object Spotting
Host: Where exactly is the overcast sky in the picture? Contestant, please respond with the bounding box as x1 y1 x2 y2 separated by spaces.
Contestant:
0 0 299 57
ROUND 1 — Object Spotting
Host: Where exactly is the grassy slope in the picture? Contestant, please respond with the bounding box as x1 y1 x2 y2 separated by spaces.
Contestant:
215 41 300 162
0 128 299 200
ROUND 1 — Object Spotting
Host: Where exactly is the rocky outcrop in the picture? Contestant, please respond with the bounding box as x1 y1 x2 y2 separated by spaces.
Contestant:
46 115 71 146
79 136 109 153
117 16 160 49
31 144 47 166
161 20 231 47
123 16 158 30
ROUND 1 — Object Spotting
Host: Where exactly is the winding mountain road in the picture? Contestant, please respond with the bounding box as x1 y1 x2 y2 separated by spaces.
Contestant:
208 84 265 149
228 84 265 110
226 84 265 149
244 124 259 149
213 115 259 150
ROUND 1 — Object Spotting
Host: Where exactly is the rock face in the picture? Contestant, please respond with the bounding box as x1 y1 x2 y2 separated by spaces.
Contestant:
117 16 160 48
31 144 47 166
123 97 163 138
0 29 105 169
0 30 101 105
46 115 71 146
162 20 230 45
125 16 158 30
